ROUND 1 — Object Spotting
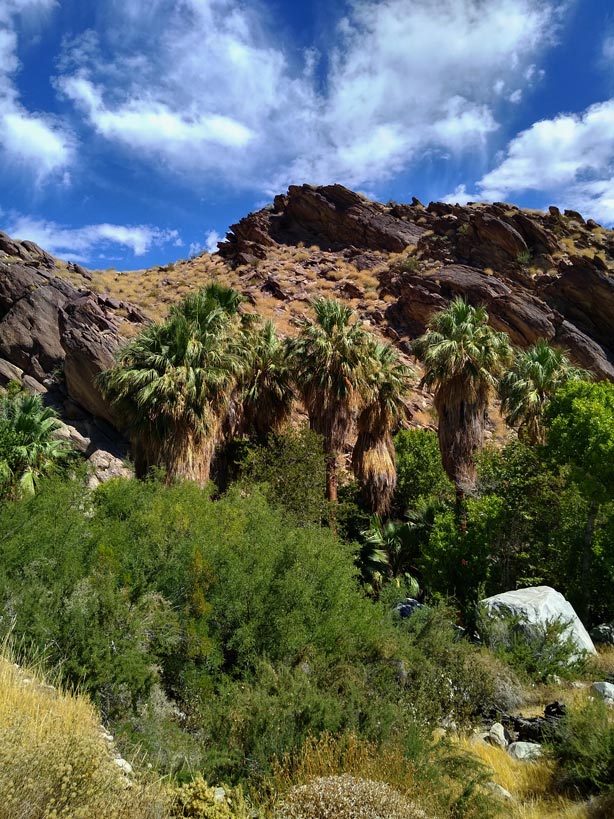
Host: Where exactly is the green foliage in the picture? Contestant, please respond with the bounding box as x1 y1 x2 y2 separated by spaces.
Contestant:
240 427 328 525
499 339 589 444
393 428 453 511
516 248 533 266
548 697 614 797
0 475 504 787
477 608 585 682
358 517 420 596
397 255 421 274
0 391 72 498
544 380 614 498
171 777 248 818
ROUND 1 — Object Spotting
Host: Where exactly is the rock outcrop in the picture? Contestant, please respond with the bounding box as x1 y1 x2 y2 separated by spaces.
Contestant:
219 185 614 379
0 240 145 483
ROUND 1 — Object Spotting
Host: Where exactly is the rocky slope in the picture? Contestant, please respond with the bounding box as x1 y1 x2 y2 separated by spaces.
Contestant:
1 185 613 478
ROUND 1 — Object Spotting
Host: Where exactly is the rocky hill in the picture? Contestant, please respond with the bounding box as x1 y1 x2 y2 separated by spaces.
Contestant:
1 184 613 476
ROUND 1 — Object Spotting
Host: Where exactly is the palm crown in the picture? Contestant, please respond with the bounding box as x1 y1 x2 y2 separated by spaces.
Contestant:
499 339 589 444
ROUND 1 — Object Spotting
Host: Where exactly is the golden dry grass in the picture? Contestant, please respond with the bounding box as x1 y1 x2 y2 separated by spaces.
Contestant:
0 648 170 819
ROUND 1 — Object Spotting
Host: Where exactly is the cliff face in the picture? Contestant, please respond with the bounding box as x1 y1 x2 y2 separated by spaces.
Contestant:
1 185 613 478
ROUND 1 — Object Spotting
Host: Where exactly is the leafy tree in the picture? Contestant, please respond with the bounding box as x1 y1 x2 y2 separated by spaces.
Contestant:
241 426 328 525
393 428 453 513
543 380 614 622
0 392 71 497
99 284 247 484
287 299 372 504
352 342 413 515
499 339 589 444
413 298 512 497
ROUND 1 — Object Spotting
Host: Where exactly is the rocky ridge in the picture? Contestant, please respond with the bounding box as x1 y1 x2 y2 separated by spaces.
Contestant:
1 185 613 481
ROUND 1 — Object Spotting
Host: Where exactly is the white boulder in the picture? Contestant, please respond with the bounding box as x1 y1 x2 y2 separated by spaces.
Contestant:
508 742 542 761
592 682 614 703
481 586 596 660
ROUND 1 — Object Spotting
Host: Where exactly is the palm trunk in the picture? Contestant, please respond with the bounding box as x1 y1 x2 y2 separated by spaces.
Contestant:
326 452 338 504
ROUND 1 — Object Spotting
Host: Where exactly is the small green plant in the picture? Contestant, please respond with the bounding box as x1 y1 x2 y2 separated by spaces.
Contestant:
516 248 533 266
398 255 421 274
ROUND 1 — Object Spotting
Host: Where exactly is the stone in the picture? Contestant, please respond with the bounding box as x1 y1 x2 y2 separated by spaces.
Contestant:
394 598 424 619
484 782 514 801
114 757 133 776
508 742 542 761
591 682 614 702
481 586 597 660
487 722 509 750
590 624 614 646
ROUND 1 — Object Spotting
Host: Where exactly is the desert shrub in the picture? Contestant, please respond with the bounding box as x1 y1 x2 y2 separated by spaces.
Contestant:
240 427 328 525
548 697 614 797
170 776 248 818
268 731 500 819
0 653 169 819
274 775 425 819
397 255 421 274
478 608 586 682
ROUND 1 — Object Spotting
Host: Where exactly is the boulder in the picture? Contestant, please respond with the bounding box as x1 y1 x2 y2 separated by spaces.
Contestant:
591 682 614 703
480 586 596 660
590 624 614 646
486 722 509 750
508 742 542 761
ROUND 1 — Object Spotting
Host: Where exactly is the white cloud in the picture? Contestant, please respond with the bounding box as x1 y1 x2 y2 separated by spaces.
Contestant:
603 35 614 63
0 0 73 180
441 184 479 205
475 99 614 223
188 229 221 258
5 215 180 261
56 0 561 191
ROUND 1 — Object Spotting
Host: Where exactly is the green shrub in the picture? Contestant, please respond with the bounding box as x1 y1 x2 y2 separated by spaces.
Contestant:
240 427 328 525
548 697 614 797
478 608 585 682
394 429 453 513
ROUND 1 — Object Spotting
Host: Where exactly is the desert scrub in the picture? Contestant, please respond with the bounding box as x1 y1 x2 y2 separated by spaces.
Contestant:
0 653 169 819
170 776 248 818
274 775 426 819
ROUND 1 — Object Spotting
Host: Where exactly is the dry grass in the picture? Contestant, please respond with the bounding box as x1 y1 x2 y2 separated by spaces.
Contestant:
0 647 170 819
459 737 587 819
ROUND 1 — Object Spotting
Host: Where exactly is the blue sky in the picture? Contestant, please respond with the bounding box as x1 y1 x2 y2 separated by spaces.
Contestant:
1 0 613 269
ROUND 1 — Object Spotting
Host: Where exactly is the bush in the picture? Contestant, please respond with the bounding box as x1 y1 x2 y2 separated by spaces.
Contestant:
478 608 585 682
240 427 328 525
275 775 425 819
0 651 169 819
171 776 248 818
548 697 614 797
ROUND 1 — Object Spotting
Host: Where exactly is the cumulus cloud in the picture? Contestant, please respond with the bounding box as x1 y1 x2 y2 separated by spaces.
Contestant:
55 0 561 192
475 99 614 223
5 215 180 261
0 1 74 180
188 230 222 258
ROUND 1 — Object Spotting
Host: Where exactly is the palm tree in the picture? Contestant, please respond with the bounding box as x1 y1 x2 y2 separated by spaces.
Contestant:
352 341 413 515
358 517 420 597
287 298 371 503
240 320 294 441
499 339 590 445
99 285 245 484
0 392 71 496
413 297 512 497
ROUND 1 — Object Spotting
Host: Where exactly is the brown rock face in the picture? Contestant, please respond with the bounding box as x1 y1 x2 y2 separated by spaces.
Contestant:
219 184 426 262
218 184 614 380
